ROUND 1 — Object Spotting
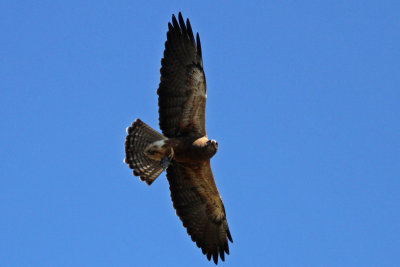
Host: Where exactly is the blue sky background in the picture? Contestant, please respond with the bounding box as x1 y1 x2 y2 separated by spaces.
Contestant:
1 1 399 266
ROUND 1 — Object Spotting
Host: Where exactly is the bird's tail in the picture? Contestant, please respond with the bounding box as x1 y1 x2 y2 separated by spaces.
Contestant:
124 119 167 185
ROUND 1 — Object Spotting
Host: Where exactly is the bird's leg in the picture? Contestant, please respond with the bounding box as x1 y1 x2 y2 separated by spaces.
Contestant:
160 147 174 168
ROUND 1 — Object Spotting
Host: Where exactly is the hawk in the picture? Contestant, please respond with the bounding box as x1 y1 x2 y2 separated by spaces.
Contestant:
124 13 232 264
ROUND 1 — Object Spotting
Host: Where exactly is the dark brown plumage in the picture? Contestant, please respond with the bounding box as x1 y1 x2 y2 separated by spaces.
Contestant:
158 13 206 138
124 12 232 264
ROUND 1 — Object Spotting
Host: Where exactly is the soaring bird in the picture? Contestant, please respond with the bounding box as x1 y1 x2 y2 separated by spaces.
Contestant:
124 12 232 264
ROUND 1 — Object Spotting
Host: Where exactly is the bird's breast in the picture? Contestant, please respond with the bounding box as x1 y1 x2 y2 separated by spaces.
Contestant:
168 136 216 162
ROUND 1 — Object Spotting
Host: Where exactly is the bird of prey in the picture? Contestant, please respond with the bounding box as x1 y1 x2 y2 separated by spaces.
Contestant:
124 12 232 264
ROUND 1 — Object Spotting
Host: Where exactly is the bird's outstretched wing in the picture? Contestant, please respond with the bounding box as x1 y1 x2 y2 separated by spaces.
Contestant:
157 12 206 138
166 161 233 264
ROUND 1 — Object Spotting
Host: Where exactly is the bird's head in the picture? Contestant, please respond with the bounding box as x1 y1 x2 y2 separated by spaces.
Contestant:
206 139 218 158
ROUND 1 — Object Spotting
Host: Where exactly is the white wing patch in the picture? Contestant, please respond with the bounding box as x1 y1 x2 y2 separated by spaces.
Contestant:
151 140 168 149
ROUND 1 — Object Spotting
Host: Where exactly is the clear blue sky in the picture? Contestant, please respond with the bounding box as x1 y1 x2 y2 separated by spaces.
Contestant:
1 1 399 266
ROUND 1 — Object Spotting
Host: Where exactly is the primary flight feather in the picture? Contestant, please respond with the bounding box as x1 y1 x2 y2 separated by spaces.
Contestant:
124 12 232 264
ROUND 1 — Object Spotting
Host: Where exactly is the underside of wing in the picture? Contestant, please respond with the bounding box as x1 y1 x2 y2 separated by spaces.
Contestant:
158 12 207 138
166 161 233 264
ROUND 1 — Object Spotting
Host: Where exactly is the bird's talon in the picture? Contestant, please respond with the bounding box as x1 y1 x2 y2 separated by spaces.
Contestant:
161 156 170 168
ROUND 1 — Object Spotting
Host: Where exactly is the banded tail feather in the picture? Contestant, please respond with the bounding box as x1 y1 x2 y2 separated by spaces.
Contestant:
124 119 167 185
